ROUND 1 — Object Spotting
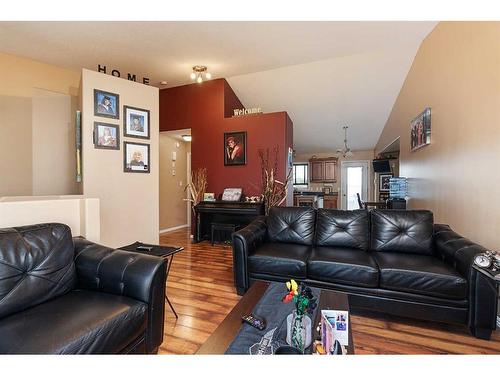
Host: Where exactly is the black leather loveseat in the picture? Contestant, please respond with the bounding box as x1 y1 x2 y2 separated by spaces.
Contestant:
232 207 498 339
0 223 167 354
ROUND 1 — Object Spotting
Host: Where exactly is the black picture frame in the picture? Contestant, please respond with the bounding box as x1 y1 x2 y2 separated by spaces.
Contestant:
93 122 120 150
123 105 150 139
123 141 150 173
94 89 119 119
379 173 393 192
224 131 247 166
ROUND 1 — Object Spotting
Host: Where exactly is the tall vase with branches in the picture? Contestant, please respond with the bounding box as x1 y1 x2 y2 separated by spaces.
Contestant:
185 168 207 213
258 147 292 215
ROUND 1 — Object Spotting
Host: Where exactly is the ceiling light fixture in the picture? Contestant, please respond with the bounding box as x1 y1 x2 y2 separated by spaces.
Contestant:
190 65 211 83
181 134 192 142
337 126 354 158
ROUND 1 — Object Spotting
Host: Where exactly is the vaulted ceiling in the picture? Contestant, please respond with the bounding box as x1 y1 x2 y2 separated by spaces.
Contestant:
0 21 437 152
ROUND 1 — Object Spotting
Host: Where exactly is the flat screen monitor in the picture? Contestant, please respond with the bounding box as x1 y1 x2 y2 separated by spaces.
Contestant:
373 159 391 173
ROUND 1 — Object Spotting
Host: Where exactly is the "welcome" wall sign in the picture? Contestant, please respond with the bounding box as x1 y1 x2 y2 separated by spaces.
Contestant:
233 107 263 117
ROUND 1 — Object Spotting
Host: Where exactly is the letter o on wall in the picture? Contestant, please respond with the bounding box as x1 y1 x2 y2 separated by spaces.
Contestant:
111 69 121 77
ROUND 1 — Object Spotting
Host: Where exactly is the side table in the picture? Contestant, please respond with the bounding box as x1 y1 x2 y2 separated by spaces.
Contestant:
471 262 500 339
119 241 183 319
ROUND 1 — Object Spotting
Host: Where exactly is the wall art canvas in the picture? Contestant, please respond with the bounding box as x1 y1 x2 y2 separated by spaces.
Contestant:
224 131 247 166
123 141 150 173
94 89 119 119
124 105 150 139
410 107 431 151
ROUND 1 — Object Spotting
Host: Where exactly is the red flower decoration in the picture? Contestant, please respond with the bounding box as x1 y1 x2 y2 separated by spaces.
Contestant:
283 291 294 303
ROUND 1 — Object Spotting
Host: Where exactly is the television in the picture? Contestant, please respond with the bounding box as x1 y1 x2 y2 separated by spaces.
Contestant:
372 159 391 173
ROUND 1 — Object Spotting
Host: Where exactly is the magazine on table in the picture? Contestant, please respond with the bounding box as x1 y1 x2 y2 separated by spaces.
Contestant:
321 310 349 352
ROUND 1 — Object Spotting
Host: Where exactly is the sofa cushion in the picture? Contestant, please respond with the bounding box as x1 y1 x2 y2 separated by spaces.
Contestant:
373 252 467 300
248 242 310 278
0 290 147 354
370 210 434 255
307 246 379 287
267 207 316 245
0 223 76 319
315 209 369 250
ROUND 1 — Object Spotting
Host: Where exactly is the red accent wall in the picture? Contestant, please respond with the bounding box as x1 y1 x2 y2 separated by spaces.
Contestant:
160 78 293 198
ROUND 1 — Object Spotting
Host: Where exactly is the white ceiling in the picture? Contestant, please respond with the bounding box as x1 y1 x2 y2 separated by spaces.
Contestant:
0 21 436 152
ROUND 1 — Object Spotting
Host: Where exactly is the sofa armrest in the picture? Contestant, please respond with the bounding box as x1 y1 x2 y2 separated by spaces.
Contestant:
433 224 497 339
433 224 485 279
231 216 267 295
73 237 167 353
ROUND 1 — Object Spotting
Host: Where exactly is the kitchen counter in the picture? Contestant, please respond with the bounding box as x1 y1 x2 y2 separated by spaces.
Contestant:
293 191 338 197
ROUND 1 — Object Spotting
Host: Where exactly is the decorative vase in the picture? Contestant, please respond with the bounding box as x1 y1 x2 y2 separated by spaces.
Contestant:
286 311 312 351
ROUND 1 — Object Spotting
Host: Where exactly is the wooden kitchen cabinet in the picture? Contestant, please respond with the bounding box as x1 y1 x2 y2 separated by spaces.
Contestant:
310 161 324 182
323 195 338 209
309 157 338 182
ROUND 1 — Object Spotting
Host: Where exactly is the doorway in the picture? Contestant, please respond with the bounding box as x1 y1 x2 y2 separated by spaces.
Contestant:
340 161 370 210
159 129 192 234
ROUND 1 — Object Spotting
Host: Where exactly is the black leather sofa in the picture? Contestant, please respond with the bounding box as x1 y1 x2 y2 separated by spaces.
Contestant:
0 223 167 354
232 207 498 339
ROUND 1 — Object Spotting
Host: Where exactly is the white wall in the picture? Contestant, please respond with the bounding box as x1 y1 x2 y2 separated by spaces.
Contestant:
0 196 100 242
81 69 159 247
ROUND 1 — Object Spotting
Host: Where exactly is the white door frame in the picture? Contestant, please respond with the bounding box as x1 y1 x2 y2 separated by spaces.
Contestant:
340 160 370 210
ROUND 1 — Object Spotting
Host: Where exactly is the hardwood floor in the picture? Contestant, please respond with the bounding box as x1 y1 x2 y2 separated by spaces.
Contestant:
158 228 500 354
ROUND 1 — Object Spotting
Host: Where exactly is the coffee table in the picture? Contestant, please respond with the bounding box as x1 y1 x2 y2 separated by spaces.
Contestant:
196 281 354 354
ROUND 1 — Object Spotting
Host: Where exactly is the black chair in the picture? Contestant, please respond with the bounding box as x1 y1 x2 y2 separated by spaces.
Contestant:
356 193 365 209
0 223 167 354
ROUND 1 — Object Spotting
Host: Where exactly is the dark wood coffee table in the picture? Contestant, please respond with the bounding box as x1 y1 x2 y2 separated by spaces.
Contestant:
196 281 354 354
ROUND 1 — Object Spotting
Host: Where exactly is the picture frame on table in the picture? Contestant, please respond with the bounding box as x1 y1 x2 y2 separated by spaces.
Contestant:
123 141 150 173
123 105 150 139
93 122 119 150
94 89 119 119
224 131 247 166
379 173 393 192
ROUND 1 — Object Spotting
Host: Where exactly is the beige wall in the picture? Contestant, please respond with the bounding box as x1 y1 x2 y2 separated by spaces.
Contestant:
159 133 190 231
0 52 81 197
32 88 80 195
0 96 32 195
81 69 159 247
375 22 500 249
295 150 376 201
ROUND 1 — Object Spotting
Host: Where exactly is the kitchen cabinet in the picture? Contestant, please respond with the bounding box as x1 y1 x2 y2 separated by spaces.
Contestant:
309 157 338 182
323 195 338 209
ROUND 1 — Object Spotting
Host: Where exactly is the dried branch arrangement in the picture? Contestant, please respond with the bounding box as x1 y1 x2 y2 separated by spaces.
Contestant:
185 168 207 210
258 147 292 215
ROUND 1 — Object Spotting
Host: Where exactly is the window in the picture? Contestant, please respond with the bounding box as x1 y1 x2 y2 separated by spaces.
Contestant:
293 163 308 186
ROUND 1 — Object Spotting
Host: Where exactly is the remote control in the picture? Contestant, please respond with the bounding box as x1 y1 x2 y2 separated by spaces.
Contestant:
242 314 266 330
137 245 153 251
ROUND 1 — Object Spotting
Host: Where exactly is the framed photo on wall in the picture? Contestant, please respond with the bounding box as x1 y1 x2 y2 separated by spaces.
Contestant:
94 89 119 119
93 122 119 150
410 107 431 152
224 131 247 166
123 105 150 139
123 141 150 173
379 173 393 192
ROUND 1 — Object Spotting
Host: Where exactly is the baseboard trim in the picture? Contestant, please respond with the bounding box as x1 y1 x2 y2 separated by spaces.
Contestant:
159 224 189 234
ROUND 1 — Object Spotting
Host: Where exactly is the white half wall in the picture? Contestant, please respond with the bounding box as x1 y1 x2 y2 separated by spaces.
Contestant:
0 196 100 242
